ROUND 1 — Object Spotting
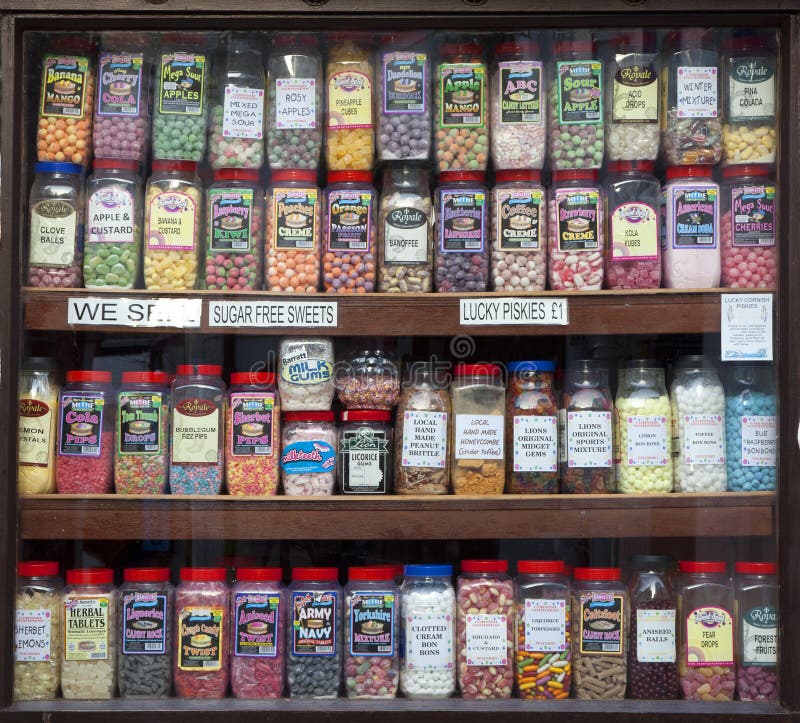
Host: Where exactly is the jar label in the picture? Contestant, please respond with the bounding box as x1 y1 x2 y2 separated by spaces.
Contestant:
158 52 206 115
513 414 558 472
741 414 777 467
147 191 197 251
328 70 372 129
208 188 253 253
676 66 718 119
439 189 486 252
405 611 453 670
579 592 624 655
523 598 567 653
40 55 89 119
121 591 167 655
292 590 337 656
273 188 318 250
566 411 613 469
15 608 52 662
439 63 486 128
280 440 336 475
454 414 504 459
683 414 725 465
636 608 676 663
222 85 265 139
610 202 658 261
465 613 508 666
349 591 395 656
327 189 373 252
230 393 275 457
686 606 733 666
18 398 53 467
497 188 543 251
555 188 600 252
556 60 602 125
177 606 223 670
340 428 390 493
63 595 110 661
384 206 429 264
671 186 718 249
280 352 333 385
742 605 777 666
171 398 220 464
30 201 78 267
728 57 775 122
625 415 669 467
58 392 104 458
234 592 280 658
97 52 144 116
275 77 317 130
401 411 448 468
87 186 135 245
612 62 658 122
731 184 775 247
498 61 543 125
383 52 426 114
118 391 163 456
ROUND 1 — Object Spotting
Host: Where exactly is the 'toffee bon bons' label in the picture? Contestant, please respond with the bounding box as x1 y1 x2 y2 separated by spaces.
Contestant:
686 606 734 667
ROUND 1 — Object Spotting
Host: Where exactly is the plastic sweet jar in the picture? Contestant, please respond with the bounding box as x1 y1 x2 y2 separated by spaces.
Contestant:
286 567 343 699
230 566 286 699
339 410 393 495
278 337 335 411
434 171 489 292
669 355 727 493
61 568 117 700
505 360 559 494
118 567 174 698
626 555 679 700
450 363 505 495
27 161 85 288
719 164 777 288
280 411 337 496
56 370 115 494
115 370 170 495
344 566 400 698
734 561 778 701
559 360 614 494
515 560 571 700
14 561 62 701
614 360 672 494
169 364 225 495
337 348 400 410
173 567 230 699
571 567 629 700
18 357 60 495
724 364 776 492
676 561 736 701
400 564 456 699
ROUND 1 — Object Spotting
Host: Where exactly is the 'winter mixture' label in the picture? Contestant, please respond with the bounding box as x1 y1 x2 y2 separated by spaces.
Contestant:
676 66 718 119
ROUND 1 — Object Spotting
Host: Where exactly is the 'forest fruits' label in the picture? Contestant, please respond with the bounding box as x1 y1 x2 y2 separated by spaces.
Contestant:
234 593 280 658
742 605 777 666
686 606 733 667
292 591 337 656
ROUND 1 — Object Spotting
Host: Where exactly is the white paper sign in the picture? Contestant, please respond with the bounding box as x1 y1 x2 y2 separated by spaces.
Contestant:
626 415 669 467
566 411 612 469
460 297 568 326
721 294 773 361
683 414 725 465
677 66 718 118
223 86 264 139
405 612 453 671
15 609 52 662
465 614 508 666
401 411 448 468
454 414 504 459
68 297 202 328
275 78 317 130
636 609 676 663
524 599 567 653
513 415 558 472
741 415 777 467
208 300 337 328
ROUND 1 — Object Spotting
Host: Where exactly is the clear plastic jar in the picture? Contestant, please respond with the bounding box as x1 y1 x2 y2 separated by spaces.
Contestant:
56 370 115 494
280 411 337 496
278 337 335 411
491 169 547 292
143 159 202 290
266 169 321 293
204 168 264 291
505 360 559 494
61 568 117 700
677 561 735 701
174 567 229 698
344 566 399 698
434 171 489 292
287 567 343 699
336 348 400 410
323 170 377 293
451 363 505 495
614 360 672 494
118 567 174 698
115 370 170 495
515 560 571 700
18 358 60 495
14 561 61 701
548 169 604 291
339 410 393 494
226 371 280 496
27 161 84 288
559 360 614 494
491 39 546 170
572 567 628 700
400 564 456 699
231 567 286 699
662 165 720 289
170 364 225 495
670 355 727 493
734 561 778 701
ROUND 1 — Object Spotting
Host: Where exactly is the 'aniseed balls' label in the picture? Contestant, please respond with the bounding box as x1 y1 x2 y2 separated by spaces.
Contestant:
636 608 676 663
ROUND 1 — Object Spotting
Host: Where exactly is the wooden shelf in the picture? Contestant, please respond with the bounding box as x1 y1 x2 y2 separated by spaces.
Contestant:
18 492 775 541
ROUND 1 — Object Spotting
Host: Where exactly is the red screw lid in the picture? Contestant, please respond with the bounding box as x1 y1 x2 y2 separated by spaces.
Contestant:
283 410 335 422
607 160 655 174
665 165 714 180
123 567 171 583
348 566 396 581
390 564 404 578
152 160 198 174
328 170 372 185
461 559 509 574
722 34 770 52
552 169 598 183
271 169 318 184
721 164 772 180
554 39 595 57
93 158 139 172
18 561 59 577
518 560 565 575
236 567 283 582
494 39 541 57
66 370 112 384
176 364 223 377
273 34 319 48
180 567 227 583
495 169 542 184
341 409 391 422
213 168 260 183
678 561 727 574
230 371 276 386
735 562 777 576
453 363 501 377
292 567 339 582
66 568 114 586
440 170 485 184
121 371 170 385
440 42 483 59
573 567 621 581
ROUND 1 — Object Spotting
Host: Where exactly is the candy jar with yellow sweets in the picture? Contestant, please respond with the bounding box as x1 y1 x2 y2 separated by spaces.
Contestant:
18 358 60 495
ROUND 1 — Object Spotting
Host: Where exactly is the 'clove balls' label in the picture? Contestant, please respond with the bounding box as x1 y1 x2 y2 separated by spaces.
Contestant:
177 606 224 670
121 591 167 655
234 593 280 658
292 590 337 656
579 592 624 655
349 591 395 656
29 200 78 267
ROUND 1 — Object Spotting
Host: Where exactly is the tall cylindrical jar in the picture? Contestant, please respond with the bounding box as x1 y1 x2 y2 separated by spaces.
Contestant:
278 337 335 411
339 410 393 495
280 411 337 496
18 358 60 495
